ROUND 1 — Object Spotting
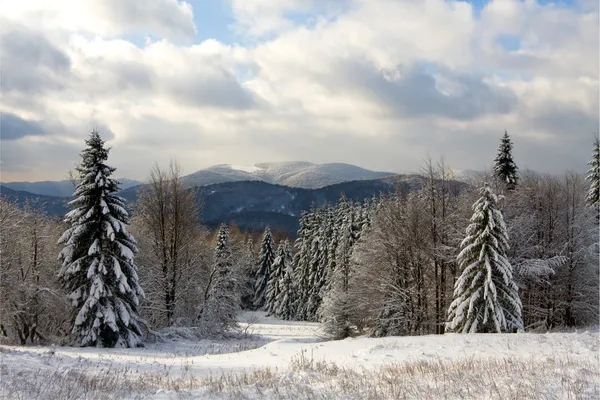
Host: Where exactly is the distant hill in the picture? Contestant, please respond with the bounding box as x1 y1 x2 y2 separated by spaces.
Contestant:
3 175 466 234
0 178 143 197
119 177 420 233
0 186 69 217
1 162 395 197
182 161 397 189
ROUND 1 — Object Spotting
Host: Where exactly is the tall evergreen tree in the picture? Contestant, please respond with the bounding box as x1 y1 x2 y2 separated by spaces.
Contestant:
253 227 275 309
240 236 257 310
273 241 296 319
199 224 239 334
586 136 600 211
446 184 523 333
265 240 289 315
58 130 145 348
305 209 327 321
493 131 518 191
293 210 315 320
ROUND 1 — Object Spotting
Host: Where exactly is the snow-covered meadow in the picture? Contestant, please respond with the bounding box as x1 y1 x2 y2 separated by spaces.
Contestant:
1 312 598 399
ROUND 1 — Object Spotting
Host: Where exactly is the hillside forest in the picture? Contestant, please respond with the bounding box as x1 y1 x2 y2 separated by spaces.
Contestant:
0 130 598 346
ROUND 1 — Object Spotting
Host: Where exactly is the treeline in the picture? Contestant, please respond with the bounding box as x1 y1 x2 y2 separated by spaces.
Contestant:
0 131 598 347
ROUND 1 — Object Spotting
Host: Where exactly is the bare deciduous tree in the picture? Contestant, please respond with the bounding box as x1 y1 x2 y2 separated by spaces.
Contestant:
133 161 209 327
0 199 69 344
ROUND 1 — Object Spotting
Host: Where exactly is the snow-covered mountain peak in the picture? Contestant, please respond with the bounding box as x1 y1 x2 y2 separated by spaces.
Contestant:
183 161 396 189
229 164 266 174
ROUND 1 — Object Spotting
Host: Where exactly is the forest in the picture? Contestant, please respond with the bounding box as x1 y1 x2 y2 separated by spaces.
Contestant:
0 131 598 347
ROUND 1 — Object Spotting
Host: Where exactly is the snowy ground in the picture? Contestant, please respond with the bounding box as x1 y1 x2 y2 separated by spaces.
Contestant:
1 312 598 399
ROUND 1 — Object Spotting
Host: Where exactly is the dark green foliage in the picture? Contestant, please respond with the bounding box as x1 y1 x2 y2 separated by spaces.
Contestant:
58 130 145 348
494 131 518 191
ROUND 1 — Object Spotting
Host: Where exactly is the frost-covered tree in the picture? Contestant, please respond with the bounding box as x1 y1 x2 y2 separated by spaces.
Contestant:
133 161 203 327
239 236 257 310
273 242 296 320
253 227 275 309
348 191 429 337
446 184 523 333
493 131 518 191
586 137 600 211
304 207 331 320
293 210 315 320
198 224 239 335
58 130 145 348
320 249 353 339
0 199 70 345
265 240 291 315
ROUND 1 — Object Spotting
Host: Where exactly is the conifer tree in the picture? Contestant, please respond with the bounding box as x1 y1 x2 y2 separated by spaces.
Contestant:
253 227 275 309
493 131 518 191
293 210 314 320
446 184 523 333
305 209 327 321
240 236 257 310
323 210 340 295
586 137 600 212
199 224 239 334
265 240 289 315
58 130 145 348
336 198 356 288
273 240 295 319
320 246 353 339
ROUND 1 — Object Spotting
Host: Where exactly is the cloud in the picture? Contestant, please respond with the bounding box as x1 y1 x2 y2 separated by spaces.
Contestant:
97 0 196 41
0 19 71 95
1 112 46 140
0 0 196 41
0 0 597 181
326 60 516 120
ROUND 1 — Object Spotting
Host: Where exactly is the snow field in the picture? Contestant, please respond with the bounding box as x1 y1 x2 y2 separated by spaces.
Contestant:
0 312 598 399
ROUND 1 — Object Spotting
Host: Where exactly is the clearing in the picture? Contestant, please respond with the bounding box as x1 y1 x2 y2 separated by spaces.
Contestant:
0 312 598 399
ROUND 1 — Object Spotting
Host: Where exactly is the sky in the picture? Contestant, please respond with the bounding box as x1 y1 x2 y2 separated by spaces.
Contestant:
0 0 598 182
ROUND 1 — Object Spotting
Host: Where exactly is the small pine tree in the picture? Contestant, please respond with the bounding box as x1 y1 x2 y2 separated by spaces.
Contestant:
446 184 523 333
199 224 239 335
272 241 295 319
58 130 145 348
493 131 518 191
253 227 275 309
586 137 600 211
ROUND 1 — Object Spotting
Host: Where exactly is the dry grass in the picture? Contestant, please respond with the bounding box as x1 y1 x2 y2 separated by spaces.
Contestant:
205 350 599 400
2 348 598 400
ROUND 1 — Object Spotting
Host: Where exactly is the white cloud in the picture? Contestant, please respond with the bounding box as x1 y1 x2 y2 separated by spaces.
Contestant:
0 0 597 181
0 0 196 41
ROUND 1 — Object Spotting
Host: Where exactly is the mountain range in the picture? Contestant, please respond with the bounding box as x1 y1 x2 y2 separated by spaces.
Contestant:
1 162 456 234
1 178 407 234
0 178 144 198
182 162 397 189
1 162 396 197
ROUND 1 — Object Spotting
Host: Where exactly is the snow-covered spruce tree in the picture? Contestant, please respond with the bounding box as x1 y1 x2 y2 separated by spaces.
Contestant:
198 224 239 335
446 184 523 333
335 199 358 293
265 240 287 315
493 131 518 191
239 236 257 310
586 137 600 212
293 210 314 320
273 241 296 319
253 227 275 309
304 208 329 321
58 130 145 348
320 247 354 339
